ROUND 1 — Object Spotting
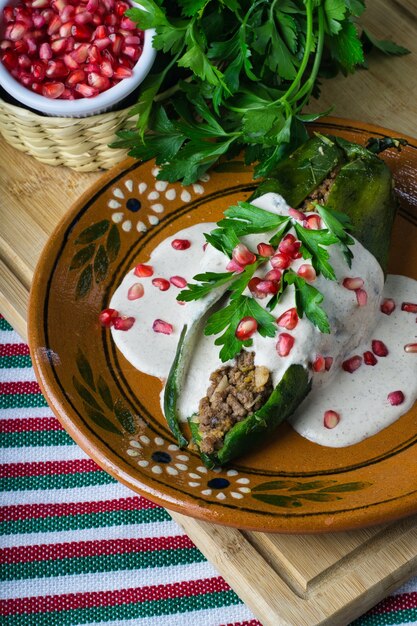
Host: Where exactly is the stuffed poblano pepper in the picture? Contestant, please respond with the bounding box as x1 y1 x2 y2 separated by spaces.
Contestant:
163 134 398 468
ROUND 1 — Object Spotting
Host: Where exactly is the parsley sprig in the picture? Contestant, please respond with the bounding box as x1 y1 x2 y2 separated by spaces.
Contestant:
112 0 408 184
178 202 354 361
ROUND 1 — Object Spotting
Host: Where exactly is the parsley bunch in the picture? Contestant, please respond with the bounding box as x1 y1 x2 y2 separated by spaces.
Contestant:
178 201 354 362
113 0 408 184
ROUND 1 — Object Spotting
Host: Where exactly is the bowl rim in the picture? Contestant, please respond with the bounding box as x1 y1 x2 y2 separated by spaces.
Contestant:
0 0 156 116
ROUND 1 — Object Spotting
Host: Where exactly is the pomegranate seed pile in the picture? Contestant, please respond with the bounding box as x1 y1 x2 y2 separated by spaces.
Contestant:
1 0 144 99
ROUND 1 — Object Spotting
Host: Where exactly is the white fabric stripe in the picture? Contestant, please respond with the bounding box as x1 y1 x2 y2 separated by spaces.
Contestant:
0 561 219 600
0 406 55 419
83 603 255 626
0 445 86 463
1 519 179 548
0 367 38 382
0 330 20 344
0 482 136 506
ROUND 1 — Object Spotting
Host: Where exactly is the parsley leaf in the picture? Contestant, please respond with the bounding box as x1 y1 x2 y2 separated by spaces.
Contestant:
316 204 355 266
218 202 291 237
178 271 234 302
285 271 331 333
361 28 410 57
294 223 339 280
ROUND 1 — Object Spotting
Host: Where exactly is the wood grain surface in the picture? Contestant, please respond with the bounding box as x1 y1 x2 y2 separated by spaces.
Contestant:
1 1 417 624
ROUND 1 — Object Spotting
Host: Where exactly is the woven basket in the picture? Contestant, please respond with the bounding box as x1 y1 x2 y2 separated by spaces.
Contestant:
0 97 136 172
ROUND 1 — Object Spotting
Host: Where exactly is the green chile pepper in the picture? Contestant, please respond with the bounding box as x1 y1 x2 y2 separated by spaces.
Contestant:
165 135 397 466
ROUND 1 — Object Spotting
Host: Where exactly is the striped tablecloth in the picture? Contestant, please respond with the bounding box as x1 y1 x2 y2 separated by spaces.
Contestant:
1 315 417 626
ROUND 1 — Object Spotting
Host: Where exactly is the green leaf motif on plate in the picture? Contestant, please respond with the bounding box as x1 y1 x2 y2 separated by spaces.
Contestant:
97 375 114 410
76 350 95 390
75 220 110 244
70 244 95 270
252 479 371 508
75 264 93 300
114 399 136 434
73 376 102 412
94 245 109 284
106 224 121 262
82 402 122 435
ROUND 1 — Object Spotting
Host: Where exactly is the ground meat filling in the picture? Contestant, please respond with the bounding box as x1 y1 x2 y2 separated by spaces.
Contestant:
197 351 273 455
300 167 339 211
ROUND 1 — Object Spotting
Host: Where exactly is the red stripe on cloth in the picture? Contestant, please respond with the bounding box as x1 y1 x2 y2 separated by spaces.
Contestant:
0 418 64 433
365 591 417 615
0 496 158 522
0 381 41 395
2 535 195 564
221 621 262 626
0 459 99 478
0 577 230 615
0 344 30 357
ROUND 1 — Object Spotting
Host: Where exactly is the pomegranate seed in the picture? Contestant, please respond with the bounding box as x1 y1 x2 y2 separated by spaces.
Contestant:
70 44 89 63
235 317 258 340
356 288 368 307
232 243 256 267
60 6 75 22
104 13 118 27
6 22 26 41
276 333 295 357
342 355 362 373
25 37 38 56
63 53 79 69
46 60 69 78
257 242 275 257
98 308 118 327
372 340 388 357
1 51 17 70
153 319 173 335
265 269 281 282
271 253 291 270
312 355 325 372
120 16 137 30
152 278 170 291
100 59 113 77
84 62 100 73
113 316 135 331
110 33 123 54
343 277 364 290
66 69 85 86
75 12 94 26
32 60 46 80
116 1 130 16
289 207 306 221
127 283 144 300
3 6 14 22
122 44 140 60
171 239 191 250
75 83 99 97
380 298 396 315
95 36 111 50
39 42 52 60
324 356 333 371
256 279 279 295
18 54 31 69
88 45 102 63
42 81 65 98
226 259 244 273
387 390 405 406
125 35 141 45
87 0 100 11
363 351 377 366
297 264 316 281
248 277 265 299
88 72 110 91
71 23 92 40
279 234 301 258
51 37 68 54
47 15 62 35
31 82 44 94
60 88 74 99
33 13 46 28
134 263 153 277
113 65 132 79
95 25 108 39
404 343 417 353
34 0 50 7
324 410 340 429
59 21 73 38
373 338 392 360
401 302 417 313
276 308 298 330
170 276 187 288
303 214 321 230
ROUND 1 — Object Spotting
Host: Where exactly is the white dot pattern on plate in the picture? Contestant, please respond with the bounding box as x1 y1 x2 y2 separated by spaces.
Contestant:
108 199 121 209
112 212 124 223
148 215 159 225
122 220 132 232
125 179 133 192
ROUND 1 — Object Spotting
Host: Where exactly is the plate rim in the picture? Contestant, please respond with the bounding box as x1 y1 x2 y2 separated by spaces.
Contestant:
28 116 417 533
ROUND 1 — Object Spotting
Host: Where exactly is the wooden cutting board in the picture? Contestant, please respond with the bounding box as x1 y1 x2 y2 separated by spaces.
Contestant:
1 1 417 623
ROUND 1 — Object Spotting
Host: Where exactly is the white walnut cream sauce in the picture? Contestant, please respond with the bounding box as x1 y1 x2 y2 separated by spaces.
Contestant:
110 193 417 448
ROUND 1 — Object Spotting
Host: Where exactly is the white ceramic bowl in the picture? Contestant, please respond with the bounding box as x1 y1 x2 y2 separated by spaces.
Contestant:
0 0 156 117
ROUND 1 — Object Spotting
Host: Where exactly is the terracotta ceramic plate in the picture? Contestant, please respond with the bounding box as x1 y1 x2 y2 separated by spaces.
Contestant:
28 118 417 533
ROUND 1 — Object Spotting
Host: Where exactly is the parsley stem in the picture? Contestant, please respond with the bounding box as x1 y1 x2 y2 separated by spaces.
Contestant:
290 6 325 108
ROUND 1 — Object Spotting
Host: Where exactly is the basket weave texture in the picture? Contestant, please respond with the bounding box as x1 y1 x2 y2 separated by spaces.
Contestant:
0 98 136 172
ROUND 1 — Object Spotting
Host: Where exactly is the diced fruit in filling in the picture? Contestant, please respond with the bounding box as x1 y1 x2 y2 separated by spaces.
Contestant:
197 351 273 455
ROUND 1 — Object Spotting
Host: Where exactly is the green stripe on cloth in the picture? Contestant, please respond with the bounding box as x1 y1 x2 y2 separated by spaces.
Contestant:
1 507 171 535
1 590 241 625
0 318 12 331
354 608 417 625
0 355 32 368
0 430 74 448
1 548 206 581
0 393 48 409
0 470 115 492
